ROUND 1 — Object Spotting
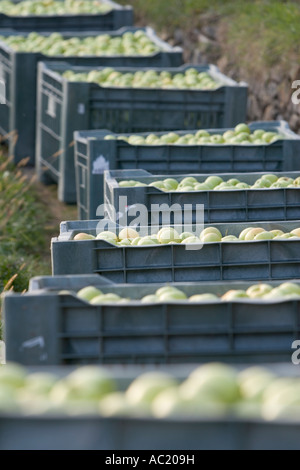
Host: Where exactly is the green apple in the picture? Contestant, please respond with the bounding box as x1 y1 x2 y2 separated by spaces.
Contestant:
152 386 226 418
181 236 202 244
221 290 248 301
50 366 116 404
159 290 187 301
213 182 232 190
261 174 278 185
262 132 278 143
226 178 240 186
210 134 225 144
246 283 273 298
74 232 95 240
205 175 224 189
125 371 179 406
118 180 136 187
222 235 239 241
231 401 262 419
273 282 300 296
0 386 20 412
90 293 122 304
174 136 190 145
293 177 300 186
156 286 185 298
157 227 181 244
179 231 195 240
270 180 292 188
137 238 158 246
244 227 265 240
195 130 210 138
0 362 27 389
149 182 166 191
24 372 58 396
118 227 139 240
151 387 191 418
177 185 195 192
131 237 142 245
188 293 219 302
180 363 240 404
194 183 211 191
235 123 251 135
145 133 159 144
254 231 274 240
230 135 248 144
59 290 75 296
276 176 294 186
161 132 180 144
198 136 211 144
238 366 277 401
223 130 236 141
99 392 150 417
273 233 293 240
76 286 103 302
202 232 222 243
141 294 160 303
178 177 198 187
252 178 272 189
163 178 178 190
118 238 132 246
290 228 300 237
98 392 133 417
149 179 165 189
261 378 300 420
269 230 284 237
253 129 265 139
200 227 222 240
96 231 118 241
263 391 300 421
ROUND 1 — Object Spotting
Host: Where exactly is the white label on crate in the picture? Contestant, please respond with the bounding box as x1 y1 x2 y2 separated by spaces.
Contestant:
47 94 56 118
77 103 85 114
21 336 45 349
92 155 110 174
0 79 6 104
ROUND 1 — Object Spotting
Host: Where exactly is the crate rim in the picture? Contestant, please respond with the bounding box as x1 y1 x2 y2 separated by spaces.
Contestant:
73 120 299 145
0 0 132 17
0 25 182 55
39 60 245 89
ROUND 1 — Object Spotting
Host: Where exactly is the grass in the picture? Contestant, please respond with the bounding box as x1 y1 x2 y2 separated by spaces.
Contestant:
0 148 51 340
120 0 300 73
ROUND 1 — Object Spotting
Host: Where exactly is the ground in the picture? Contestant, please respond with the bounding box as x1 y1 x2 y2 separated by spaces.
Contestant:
21 166 78 271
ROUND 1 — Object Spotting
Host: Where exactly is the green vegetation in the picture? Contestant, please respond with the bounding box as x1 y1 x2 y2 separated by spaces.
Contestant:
0 151 51 339
119 0 300 71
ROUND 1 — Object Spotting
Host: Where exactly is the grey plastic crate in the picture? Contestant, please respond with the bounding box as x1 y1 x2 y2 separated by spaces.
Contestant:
36 61 248 203
104 169 300 225
3 411 300 450
74 121 300 220
0 0 133 31
51 219 300 283
0 362 299 450
4 274 300 365
0 27 182 167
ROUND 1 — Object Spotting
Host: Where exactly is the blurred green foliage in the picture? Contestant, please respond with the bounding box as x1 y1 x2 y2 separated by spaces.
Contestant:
119 0 300 69
0 152 51 339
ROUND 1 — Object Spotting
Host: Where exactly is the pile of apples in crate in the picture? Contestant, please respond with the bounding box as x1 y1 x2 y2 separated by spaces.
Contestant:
1 0 300 451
